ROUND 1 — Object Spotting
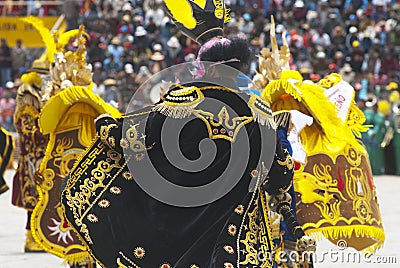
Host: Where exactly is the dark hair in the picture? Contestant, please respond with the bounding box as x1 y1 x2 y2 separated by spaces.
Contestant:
198 36 250 70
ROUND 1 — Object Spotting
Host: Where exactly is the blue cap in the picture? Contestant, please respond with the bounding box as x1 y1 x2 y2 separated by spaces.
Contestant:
243 13 251 21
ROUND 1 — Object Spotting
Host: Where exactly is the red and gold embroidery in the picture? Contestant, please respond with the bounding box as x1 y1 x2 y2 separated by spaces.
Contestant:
108 136 116 148
87 214 98 223
228 224 237 236
123 172 133 181
223 245 235 254
110 186 122 195
98 199 110 208
120 138 129 149
133 247 145 259
235 205 244 215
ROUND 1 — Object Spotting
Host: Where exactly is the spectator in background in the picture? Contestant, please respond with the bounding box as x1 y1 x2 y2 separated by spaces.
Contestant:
312 51 329 76
92 78 106 99
238 13 255 38
11 39 27 80
346 26 360 52
349 41 365 74
292 1 308 23
63 0 80 30
104 54 122 73
362 51 381 75
107 37 124 67
0 86 16 131
372 2 389 23
165 36 184 66
312 28 332 49
381 52 400 76
344 0 368 11
0 38 12 88
340 63 356 83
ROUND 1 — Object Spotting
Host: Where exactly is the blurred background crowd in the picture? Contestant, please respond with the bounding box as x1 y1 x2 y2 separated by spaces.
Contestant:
0 0 400 174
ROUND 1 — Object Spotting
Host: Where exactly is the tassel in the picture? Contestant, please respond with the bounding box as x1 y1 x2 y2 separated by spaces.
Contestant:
305 225 385 254
153 103 197 119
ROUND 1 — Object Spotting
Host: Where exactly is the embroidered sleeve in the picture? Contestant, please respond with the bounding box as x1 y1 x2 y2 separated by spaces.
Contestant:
96 116 122 150
262 132 294 195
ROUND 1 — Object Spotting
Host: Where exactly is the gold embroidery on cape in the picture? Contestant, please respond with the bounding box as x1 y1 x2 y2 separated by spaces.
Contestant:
193 106 253 142
125 120 152 160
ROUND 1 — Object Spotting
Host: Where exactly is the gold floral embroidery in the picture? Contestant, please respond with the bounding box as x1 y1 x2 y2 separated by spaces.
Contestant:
99 123 118 144
124 120 153 160
120 138 129 149
110 186 122 195
123 172 133 181
108 136 116 148
160 263 171 268
98 199 110 208
133 247 145 259
228 224 237 236
223 245 234 254
276 154 294 173
87 214 98 223
235 205 244 215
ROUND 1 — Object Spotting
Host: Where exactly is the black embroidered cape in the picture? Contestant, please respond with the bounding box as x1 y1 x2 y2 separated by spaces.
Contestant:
62 84 294 268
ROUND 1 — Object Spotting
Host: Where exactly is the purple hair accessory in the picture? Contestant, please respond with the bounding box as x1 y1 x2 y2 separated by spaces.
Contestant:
198 37 232 59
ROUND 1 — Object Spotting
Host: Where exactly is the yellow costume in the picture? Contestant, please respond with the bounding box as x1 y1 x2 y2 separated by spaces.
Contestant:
30 25 120 265
255 17 384 255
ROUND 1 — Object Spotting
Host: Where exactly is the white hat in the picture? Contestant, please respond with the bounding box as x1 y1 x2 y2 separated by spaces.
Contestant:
138 66 150 75
122 3 133 11
153 44 163 51
5 81 14 89
184 53 196 62
150 52 165 61
349 26 358 34
316 51 326 58
124 63 134 74
135 26 147 37
342 64 352 72
111 36 121 45
294 1 304 8
276 24 285 33
167 36 181 48
329 13 338 19
94 62 103 69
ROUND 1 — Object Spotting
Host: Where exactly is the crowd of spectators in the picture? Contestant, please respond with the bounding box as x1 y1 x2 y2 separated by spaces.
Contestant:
1 0 400 131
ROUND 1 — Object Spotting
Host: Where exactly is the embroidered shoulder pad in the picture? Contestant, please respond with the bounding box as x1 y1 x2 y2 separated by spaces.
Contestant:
154 85 204 119
248 94 276 129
